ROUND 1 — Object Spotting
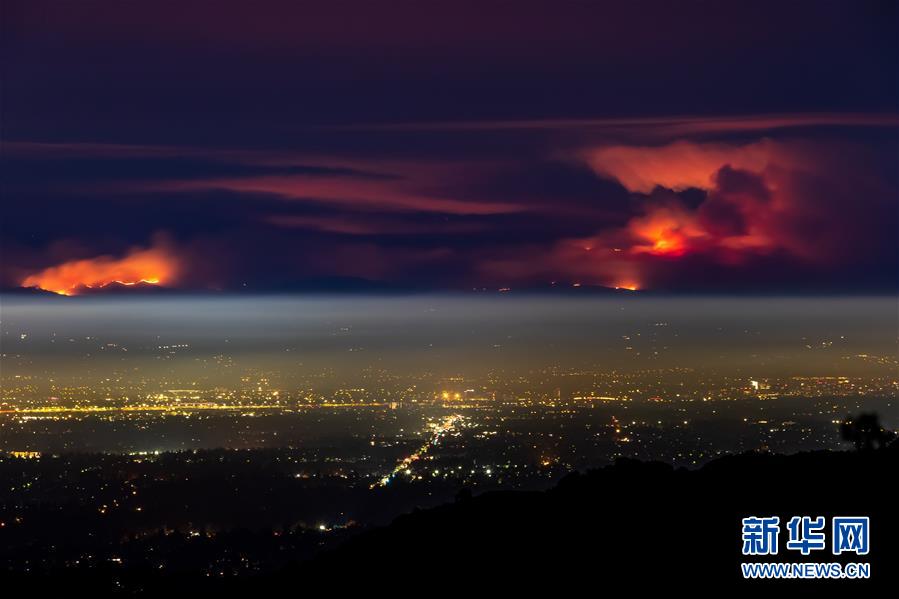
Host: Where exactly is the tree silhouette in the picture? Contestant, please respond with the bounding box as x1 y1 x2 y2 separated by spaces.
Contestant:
840 413 896 451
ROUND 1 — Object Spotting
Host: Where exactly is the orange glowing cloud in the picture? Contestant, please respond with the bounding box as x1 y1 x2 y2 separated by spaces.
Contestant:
21 243 179 295
482 140 849 291
581 139 803 193
556 169 781 286
518 140 818 288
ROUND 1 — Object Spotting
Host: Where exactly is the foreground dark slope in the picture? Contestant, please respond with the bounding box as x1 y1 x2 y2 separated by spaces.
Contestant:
8 446 895 594
295 446 898 590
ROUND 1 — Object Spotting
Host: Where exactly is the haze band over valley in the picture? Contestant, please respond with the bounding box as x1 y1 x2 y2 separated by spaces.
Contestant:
3 295 893 475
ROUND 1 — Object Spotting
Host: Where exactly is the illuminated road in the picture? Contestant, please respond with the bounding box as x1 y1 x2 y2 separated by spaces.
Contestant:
371 414 464 489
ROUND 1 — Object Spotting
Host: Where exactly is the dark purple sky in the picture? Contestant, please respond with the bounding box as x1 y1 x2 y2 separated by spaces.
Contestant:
2 0 897 293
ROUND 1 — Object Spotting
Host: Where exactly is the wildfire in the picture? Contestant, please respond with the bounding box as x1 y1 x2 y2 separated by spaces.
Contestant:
21 245 178 296
627 203 702 258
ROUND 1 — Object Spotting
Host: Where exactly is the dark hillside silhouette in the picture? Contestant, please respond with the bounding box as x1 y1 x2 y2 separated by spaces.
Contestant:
6 443 896 594
841 413 896 451
296 444 898 591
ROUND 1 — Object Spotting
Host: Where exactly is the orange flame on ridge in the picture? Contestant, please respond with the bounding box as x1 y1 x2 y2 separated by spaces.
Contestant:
21 245 178 296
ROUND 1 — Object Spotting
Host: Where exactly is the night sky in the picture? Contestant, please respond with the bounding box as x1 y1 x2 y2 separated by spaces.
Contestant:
2 0 897 294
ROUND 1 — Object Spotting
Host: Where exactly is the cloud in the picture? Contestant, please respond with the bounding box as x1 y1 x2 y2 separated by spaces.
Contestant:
6 142 525 217
337 113 899 136
579 139 800 193
479 138 896 291
3 128 895 293
264 213 487 236
158 175 523 215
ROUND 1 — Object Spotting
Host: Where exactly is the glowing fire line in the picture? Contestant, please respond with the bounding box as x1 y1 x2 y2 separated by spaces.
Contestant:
20 246 176 296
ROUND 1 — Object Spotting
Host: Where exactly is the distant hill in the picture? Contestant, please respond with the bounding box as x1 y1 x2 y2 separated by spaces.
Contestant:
72 281 179 295
2 282 180 296
2 280 644 296
0 286 66 297
491 282 640 294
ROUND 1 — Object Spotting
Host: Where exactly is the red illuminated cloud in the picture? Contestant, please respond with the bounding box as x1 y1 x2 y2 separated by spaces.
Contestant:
341 113 899 138
551 166 786 287
580 139 805 193
264 214 486 236
34 142 528 218
159 174 523 216
20 241 179 295
482 138 882 290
